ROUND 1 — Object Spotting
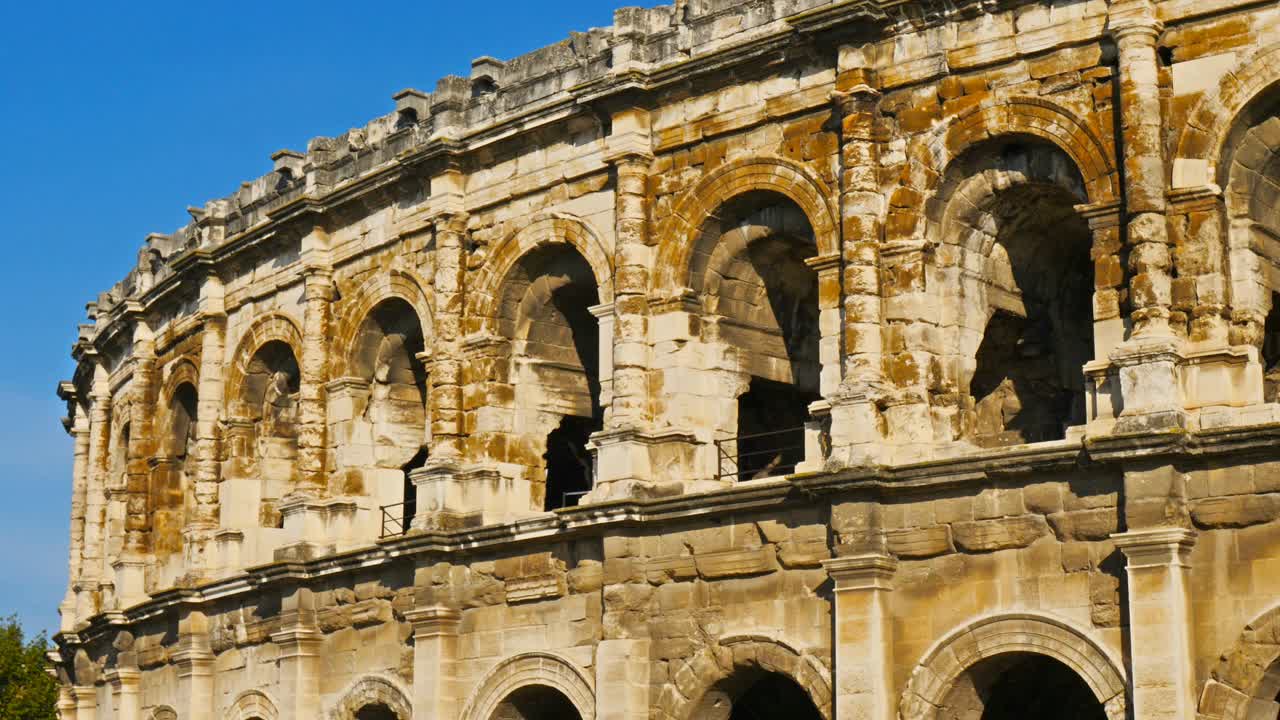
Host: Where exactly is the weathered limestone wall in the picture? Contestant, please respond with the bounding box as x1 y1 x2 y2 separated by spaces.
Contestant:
51 0 1280 719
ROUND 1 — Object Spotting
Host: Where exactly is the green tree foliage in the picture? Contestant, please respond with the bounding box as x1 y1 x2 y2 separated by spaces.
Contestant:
0 616 57 720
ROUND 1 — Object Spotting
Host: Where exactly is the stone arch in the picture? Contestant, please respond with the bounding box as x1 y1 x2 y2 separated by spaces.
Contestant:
653 156 838 299
922 137 1098 446
1198 603 1280 720
158 358 200 412
461 651 596 720
467 213 612 335
1175 42 1280 183
900 613 1127 720
150 706 178 720
332 269 435 378
660 636 832 720
920 97 1118 210
328 674 413 720
224 313 304 410
227 690 280 720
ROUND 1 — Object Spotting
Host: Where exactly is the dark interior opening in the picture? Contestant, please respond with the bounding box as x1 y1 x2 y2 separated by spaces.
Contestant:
544 416 598 510
355 704 398 720
726 672 822 720
400 447 428 530
494 685 581 720
735 377 819 481
954 653 1106 720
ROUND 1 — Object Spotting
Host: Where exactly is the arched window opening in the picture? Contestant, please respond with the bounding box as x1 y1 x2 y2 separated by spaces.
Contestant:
1226 99 1280 387
698 192 821 481
1263 292 1280 402
351 298 428 535
939 653 1106 720
153 382 198 557
943 142 1093 448
355 703 400 720
239 340 301 528
499 245 602 511
492 685 582 720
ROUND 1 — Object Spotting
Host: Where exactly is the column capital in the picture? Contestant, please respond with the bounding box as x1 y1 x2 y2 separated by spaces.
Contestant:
1112 527 1197 568
823 553 898 591
405 605 462 637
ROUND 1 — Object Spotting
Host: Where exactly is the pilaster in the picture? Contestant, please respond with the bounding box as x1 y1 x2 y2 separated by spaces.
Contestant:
62 399 91 631
73 686 97 720
272 587 323 720
830 62 896 466
297 261 334 496
1113 528 1198 720
824 553 898 720
187 270 227 576
596 639 651 720
174 609 215 720
406 605 462 720
105 668 141 720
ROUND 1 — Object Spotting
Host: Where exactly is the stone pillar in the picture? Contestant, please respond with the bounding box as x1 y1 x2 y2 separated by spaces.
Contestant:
829 64 889 466
589 107 701 501
187 271 227 575
105 668 140 720
824 554 898 720
297 264 334 496
413 208 474 531
72 686 97 720
57 686 78 720
406 605 462 720
82 359 112 616
1112 528 1197 720
596 639 651 720
61 398 90 631
174 609 214 720
272 586 323 720
1111 2 1172 339
117 315 156 608
608 122 653 431
1108 2 1186 432
429 210 467 462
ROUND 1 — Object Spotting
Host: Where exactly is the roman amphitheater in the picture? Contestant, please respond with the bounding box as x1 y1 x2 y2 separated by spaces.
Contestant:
47 0 1280 719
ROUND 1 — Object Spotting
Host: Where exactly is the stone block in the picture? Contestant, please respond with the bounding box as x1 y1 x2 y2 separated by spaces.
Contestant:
885 526 954 559
952 515 1051 553
1191 495 1280 529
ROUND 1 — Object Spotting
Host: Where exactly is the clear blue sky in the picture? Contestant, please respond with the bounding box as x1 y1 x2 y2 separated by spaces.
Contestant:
0 0 625 638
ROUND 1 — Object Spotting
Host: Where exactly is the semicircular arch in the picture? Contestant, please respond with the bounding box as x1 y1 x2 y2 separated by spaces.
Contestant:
653 157 838 299
332 269 435 379
460 651 596 720
1198 603 1280 720
1175 42 1280 186
224 312 303 412
899 612 1126 720
226 689 280 720
657 636 832 720
921 97 1118 207
467 214 612 336
328 674 414 720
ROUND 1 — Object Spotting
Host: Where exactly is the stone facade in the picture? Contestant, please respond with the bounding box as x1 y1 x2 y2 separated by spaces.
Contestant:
48 1 1280 719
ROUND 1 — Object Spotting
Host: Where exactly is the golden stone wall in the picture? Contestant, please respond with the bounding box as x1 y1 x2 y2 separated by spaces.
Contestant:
51 1 1280 719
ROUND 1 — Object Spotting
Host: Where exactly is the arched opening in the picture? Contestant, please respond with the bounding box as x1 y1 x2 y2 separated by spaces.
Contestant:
1224 91 1280 397
152 382 197 557
937 652 1106 720
239 340 301 528
498 244 602 511
698 669 823 720
491 685 582 720
355 703 400 720
696 191 821 480
349 298 428 531
935 140 1094 447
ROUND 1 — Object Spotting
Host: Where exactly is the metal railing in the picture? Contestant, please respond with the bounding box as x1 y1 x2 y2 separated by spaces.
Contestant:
557 490 590 510
715 426 807 483
381 502 408 539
